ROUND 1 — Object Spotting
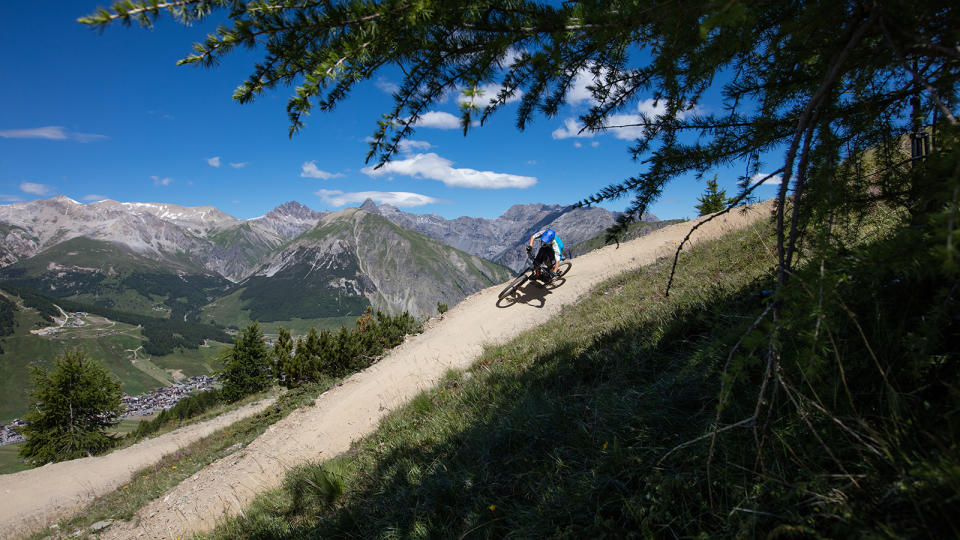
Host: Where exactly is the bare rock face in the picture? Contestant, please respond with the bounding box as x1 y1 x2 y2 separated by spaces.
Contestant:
0 197 328 282
361 200 659 272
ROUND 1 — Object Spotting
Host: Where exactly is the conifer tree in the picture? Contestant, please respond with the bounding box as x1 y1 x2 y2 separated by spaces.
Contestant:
219 323 272 401
694 175 730 216
18 349 124 464
274 327 295 388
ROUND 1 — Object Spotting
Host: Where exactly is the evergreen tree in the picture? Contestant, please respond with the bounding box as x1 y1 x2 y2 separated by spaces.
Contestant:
219 323 272 401
302 327 322 381
273 326 295 389
18 349 124 464
694 175 730 216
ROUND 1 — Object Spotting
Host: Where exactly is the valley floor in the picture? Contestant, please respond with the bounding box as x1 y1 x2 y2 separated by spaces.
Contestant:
9 202 773 539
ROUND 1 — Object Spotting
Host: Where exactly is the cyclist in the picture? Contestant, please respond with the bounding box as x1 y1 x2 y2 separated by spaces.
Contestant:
526 228 563 280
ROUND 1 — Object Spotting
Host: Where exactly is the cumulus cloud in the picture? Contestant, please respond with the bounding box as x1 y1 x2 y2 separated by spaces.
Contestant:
410 111 461 129
207 156 221 167
375 77 400 94
361 153 536 189
151 175 173 187
0 194 24 202
751 172 783 185
20 182 55 196
552 118 593 139
316 189 446 208
229 162 248 169
456 83 523 108
81 194 108 201
397 139 433 153
553 98 697 141
300 161 345 179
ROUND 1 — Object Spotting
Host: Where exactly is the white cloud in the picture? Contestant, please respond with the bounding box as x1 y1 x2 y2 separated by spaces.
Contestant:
207 156 221 168
316 189 446 208
751 172 783 185
574 142 583 148
527 160 537 165
552 118 594 139
361 152 536 189
0 194 24 202
591 141 599 148
375 77 400 94
567 67 604 105
410 111 461 129
456 83 523 108
553 99 698 141
0 126 106 142
81 194 108 201
229 162 248 169
150 175 173 187
300 161 345 179
397 140 433 153
20 182 55 196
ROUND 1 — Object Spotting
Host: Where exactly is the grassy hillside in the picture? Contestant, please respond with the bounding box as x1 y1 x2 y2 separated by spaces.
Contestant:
0 293 228 423
209 207 958 538
0 237 231 319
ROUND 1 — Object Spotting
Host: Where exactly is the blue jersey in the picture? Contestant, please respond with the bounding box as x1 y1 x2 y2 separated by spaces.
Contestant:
533 230 563 260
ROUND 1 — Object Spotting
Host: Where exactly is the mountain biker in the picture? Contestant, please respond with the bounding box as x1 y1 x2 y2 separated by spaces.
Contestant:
526 228 563 280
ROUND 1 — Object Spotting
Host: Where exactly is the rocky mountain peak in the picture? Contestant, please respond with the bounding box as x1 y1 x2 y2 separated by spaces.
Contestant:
359 198 379 213
263 201 323 221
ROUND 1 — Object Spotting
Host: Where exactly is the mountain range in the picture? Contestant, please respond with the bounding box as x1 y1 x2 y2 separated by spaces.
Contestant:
0 196 654 322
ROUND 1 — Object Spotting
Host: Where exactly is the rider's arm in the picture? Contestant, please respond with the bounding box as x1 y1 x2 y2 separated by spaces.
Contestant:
528 231 542 247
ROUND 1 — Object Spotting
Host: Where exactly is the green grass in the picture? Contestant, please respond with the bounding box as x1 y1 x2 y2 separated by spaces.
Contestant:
203 221 779 538
202 202 959 538
0 443 30 474
30 383 331 539
200 291 360 335
0 308 160 423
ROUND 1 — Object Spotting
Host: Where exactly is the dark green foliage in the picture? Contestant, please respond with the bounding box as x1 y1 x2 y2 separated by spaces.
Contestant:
0 294 16 337
17 350 124 465
274 309 421 386
219 323 273 402
0 282 232 355
129 389 224 440
694 175 731 216
436 302 448 315
238 266 370 323
274 327 295 389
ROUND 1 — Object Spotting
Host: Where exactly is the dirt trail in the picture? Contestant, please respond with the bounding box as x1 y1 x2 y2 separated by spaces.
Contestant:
1 398 276 538
9 202 772 539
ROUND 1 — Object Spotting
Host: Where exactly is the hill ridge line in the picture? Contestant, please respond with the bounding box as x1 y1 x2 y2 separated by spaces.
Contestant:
11 202 772 539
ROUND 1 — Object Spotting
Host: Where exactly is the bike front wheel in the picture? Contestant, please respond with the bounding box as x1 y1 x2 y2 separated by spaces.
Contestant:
555 260 572 278
498 273 530 299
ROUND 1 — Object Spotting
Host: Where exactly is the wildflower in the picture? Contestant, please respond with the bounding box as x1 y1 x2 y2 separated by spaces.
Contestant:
603 441 608 451
488 504 496 511
171 466 177 469
122 485 129 489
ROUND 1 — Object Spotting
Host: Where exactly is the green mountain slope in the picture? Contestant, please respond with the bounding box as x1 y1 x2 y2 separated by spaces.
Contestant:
202 209 513 327
568 218 685 257
0 237 232 319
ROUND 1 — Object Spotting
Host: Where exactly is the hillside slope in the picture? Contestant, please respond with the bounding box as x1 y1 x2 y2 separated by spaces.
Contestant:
69 202 771 539
205 208 513 324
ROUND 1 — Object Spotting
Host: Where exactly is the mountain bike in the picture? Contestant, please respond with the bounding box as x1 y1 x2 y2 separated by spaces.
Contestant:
498 250 572 300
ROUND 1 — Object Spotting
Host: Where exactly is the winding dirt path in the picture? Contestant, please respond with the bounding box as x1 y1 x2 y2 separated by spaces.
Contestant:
1 398 277 538
6 202 773 539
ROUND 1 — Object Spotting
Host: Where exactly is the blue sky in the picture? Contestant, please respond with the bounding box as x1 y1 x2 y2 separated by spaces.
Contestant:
0 1 785 221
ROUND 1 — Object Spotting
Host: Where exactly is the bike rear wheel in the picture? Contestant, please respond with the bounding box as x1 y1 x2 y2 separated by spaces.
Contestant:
498 273 529 299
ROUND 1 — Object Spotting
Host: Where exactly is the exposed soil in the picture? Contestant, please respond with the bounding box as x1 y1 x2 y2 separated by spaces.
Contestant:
5 202 773 539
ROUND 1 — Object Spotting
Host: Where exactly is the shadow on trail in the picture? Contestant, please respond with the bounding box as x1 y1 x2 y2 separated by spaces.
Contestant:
495 277 566 309
249 276 768 539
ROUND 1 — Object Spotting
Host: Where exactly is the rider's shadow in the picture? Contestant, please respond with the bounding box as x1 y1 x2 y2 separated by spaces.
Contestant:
496 277 567 309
